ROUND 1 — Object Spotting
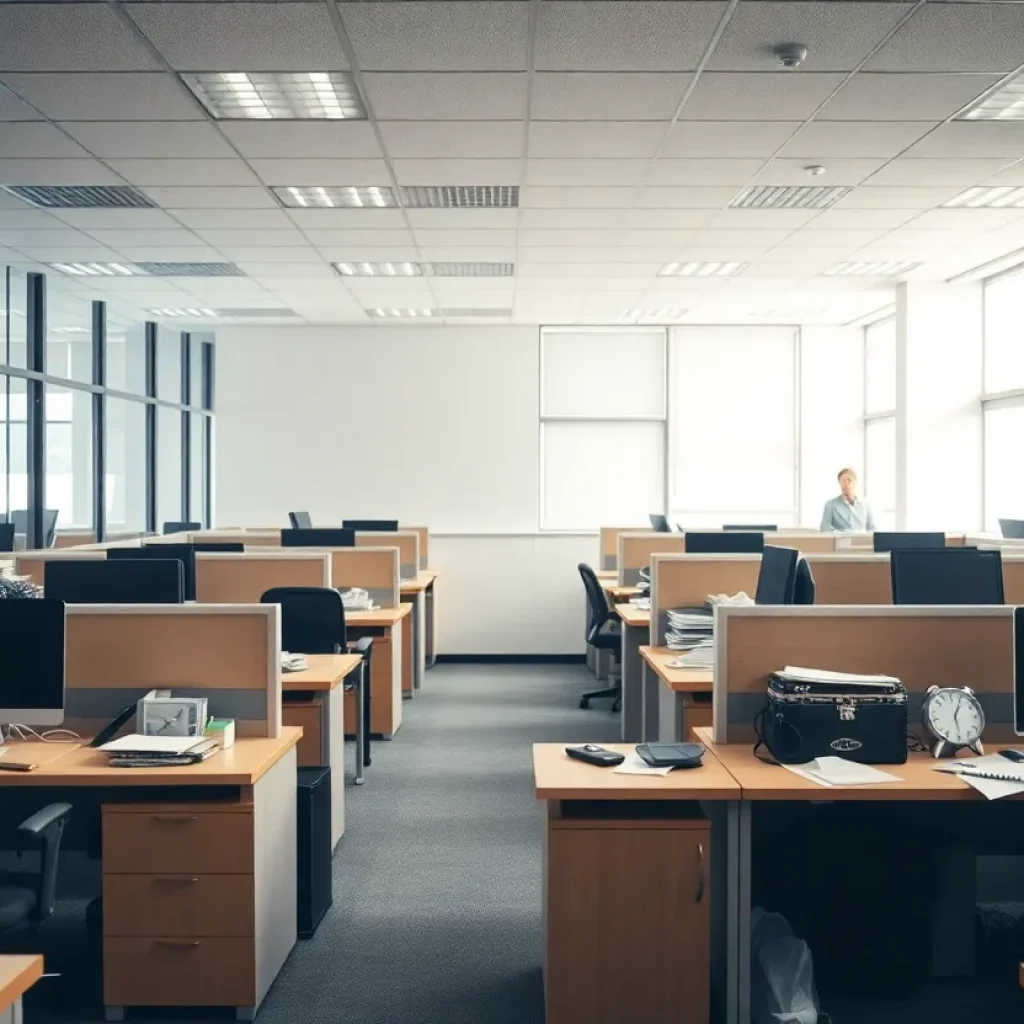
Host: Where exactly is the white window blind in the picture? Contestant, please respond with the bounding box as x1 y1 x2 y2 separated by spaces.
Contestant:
865 318 896 415
983 271 1024 394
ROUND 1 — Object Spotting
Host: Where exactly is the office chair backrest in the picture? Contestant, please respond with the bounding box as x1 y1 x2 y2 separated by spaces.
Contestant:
890 548 1004 605
261 586 346 654
872 531 945 552
0 523 13 553
648 513 671 533
578 563 614 644
289 511 313 530
999 518 1024 539
8 509 59 547
163 521 201 535
793 558 816 605
755 545 799 605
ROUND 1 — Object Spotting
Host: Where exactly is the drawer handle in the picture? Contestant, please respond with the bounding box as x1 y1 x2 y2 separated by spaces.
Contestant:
153 876 199 885
695 843 705 904
154 940 201 950
151 815 198 823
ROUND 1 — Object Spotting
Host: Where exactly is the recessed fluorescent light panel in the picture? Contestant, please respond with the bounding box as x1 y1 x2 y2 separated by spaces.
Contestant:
958 73 1024 121
425 262 514 277
47 262 142 277
182 72 366 120
943 185 1024 209
730 185 851 209
334 261 515 278
622 308 688 320
366 308 436 319
334 261 422 277
146 308 218 318
659 261 746 278
51 326 92 334
826 261 922 278
2 185 154 209
273 185 397 209
400 185 518 209
133 262 244 277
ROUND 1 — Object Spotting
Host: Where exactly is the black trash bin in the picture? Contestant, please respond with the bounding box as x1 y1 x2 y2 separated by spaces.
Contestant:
297 766 333 939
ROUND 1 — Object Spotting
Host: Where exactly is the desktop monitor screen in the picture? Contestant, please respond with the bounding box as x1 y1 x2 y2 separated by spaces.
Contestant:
1015 607 1024 736
109 544 196 601
0 598 65 725
1000 518 1024 540
342 520 399 532
724 524 778 532
281 528 355 548
684 531 764 554
648 514 671 533
755 545 799 605
163 521 200 535
289 511 313 530
47 558 185 604
192 542 245 553
890 548 1004 605
873 531 946 553
793 558 815 605
0 524 13 553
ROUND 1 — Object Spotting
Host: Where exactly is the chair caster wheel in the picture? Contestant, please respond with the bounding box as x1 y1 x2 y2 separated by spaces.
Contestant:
579 698 589 709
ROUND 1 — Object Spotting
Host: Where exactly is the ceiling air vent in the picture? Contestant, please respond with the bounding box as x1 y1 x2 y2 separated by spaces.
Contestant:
1 185 155 209
400 185 519 209
729 185 850 210
424 262 514 277
133 262 245 277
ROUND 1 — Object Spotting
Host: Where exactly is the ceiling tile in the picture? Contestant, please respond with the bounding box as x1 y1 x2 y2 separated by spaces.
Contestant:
518 186 634 208
518 229 622 247
12 245 125 262
86 229 206 249
780 121 934 158
0 209 64 229
901 209 1024 231
805 208 919 229
286 208 408 229
833 185 964 209
528 121 665 159
192 229 312 248
0 228 95 247
140 186 278 209
536 2 726 72
303 229 415 246
650 159 766 186
866 3 1024 73
636 187 738 208
238 263 338 279
219 122 382 160
819 72 999 121
0 158 124 185
168 208 295 230
0 123 91 160
363 73 526 121
391 158 522 184
105 159 262 187
210 245 325 263
124 3 347 71
662 120 800 158
864 158 1015 186
690 228 791 247
415 229 516 247
59 121 235 159
0 86 41 122
317 246 420 261
790 227 889 247
417 246 515 262
755 157 887 185
51 208 186 230
981 163 1024 187
709 208 821 229
247 158 391 185
903 122 1024 159
340 2 528 71
380 121 523 159
709 2 912 72
531 72 690 121
0 5 161 71
0 72 201 121
525 159 648 186
405 209 517 229
683 73 847 121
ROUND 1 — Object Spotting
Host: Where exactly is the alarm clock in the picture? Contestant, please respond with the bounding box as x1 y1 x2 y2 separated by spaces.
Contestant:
922 685 986 759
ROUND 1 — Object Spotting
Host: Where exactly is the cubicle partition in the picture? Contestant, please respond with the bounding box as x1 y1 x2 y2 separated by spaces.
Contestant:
330 547 399 607
64 603 281 738
617 532 685 586
600 526 647 572
409 526 429 570
189 530 281 547
353 530 419 583
53 530 97 548
194 552 331 603
712 605 1014 744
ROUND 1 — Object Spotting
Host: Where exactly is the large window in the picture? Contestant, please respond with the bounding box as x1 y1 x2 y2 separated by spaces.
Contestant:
983 269 1024 395
106 397 148 534
45 384 93 528
863 317 896 528
157 406 183 529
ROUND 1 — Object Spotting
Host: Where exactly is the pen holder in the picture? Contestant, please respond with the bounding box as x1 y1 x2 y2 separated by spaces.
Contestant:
204 719 235 749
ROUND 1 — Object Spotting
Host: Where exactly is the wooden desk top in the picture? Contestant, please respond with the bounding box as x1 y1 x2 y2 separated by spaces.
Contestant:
595 569 617 580
0 729 301 787
0 955 42 1010
346 604 412 627
692 728 1004 802
533 743 740 801
600 580 640 600
282 653 361 692
400 570 438 594
614 603 650 627
640 646 713 692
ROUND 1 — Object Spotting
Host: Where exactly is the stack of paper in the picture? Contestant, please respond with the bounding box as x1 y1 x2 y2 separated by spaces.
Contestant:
629 596 651 610
936 755 1024 800
339 587 375 612
782 756 903 787
678 642 714 668
705 592 755 608
777 666 902 688
665 607 714 651
281 651 308 672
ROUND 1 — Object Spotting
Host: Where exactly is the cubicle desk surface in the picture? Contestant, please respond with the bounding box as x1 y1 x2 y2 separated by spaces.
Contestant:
0 955 42 1012
600 579 640 602
346 604 410 738
399 570 437 595
640 646 713 692
614 603 651 744
613 603 649 627
282 654 362 692
346 605 411 628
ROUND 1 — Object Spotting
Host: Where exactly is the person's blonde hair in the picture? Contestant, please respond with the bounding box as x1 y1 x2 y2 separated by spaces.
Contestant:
837 467 857 482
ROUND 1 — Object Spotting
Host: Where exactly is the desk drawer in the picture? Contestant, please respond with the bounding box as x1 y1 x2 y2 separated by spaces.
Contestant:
103 874 254 937
104 937 255 1007
103 811 253 874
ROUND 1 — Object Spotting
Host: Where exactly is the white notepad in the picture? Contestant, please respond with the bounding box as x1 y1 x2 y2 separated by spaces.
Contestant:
99 734 205 755
782 756 903 787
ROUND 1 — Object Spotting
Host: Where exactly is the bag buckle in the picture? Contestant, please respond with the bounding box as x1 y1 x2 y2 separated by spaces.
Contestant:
838 699 855 722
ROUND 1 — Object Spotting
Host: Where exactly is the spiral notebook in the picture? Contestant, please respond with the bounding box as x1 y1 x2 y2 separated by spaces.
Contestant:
937 755 1024 800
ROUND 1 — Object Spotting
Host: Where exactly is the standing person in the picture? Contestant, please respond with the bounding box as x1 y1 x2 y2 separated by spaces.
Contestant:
820 467 875 532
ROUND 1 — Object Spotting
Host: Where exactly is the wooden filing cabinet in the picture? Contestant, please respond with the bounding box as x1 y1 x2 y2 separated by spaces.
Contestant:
344 632 400 737
544 803 711 1024
282 698 324 768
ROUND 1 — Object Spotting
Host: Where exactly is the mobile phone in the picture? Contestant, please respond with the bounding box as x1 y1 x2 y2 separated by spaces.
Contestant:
565 744 625 767
998 749 1024 763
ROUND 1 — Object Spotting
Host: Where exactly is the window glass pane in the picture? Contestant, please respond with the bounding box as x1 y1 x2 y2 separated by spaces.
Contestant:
669 327 796 515
107 313 147 395
864 416 896 530
46 383 93 529
0 375 8 517
106 398 147 534
46 283 93 383
7 269 27 369
542 420 664 530
190 334 210 407
158 331 182 403
865 318 896 414
984 401 1024 531
190 414 205 524
983 272 1024 393
541 329 666 418
2 376 27 517
158 405 182 527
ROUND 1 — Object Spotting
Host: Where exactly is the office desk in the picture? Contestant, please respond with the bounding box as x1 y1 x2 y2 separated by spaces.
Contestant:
533 742 741 1024
639 645 713 743
0 731 300 1022
346 605 411 738
399 571 436 694
613 603 649 742
0 955 42 1024
282 653 363 843
599 579 640 602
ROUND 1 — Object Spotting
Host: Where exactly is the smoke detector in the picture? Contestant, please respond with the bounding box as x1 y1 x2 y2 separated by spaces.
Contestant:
774 43 809 69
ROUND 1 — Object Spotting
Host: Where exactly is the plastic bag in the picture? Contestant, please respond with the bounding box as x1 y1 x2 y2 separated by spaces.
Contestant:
751 908 820 1024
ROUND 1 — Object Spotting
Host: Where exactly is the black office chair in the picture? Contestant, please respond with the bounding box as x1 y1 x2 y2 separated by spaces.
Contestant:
162 521 201 534
0 803 71 942
0 524 14 553
577 563 622 712
260 587 373 775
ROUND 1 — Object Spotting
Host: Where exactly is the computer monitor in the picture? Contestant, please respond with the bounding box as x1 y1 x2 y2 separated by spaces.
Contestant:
1000 518 1024 539
684 531 764 554
281 528 355 548
649 514 671 533
192 542 245 552
342 520 399 532
163 521 200 535
0 524 13 553
1014 607 1024 736
8 509 59 548
0 598 65 726
890 548 1004 605
873 531 946 552
794 558 815 605
755 545 799 605
288 511 313 530
724 524 778 532
45 559 184 604
109 544 196 601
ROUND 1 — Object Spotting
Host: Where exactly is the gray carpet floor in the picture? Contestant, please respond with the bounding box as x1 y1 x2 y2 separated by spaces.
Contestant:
31 663 620 1023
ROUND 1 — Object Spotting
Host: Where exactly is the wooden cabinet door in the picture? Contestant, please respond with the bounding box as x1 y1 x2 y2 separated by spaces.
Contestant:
546 825 710 1024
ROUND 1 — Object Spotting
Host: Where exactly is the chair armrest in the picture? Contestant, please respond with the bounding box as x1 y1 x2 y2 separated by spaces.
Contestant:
18 803 71 924
348 637 373 655
18 803 72 840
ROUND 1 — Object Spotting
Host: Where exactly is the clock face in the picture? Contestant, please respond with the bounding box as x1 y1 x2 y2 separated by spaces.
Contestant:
926 689 984 746
144 703 194 737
